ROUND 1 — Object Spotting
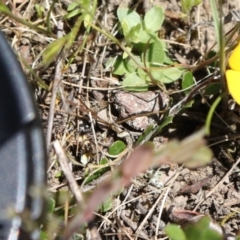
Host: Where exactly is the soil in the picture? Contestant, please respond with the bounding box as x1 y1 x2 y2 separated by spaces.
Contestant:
2 0 240 239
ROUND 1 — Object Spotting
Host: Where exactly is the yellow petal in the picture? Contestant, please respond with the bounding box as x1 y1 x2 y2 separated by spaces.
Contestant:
226 69 240 104
228 43 240 72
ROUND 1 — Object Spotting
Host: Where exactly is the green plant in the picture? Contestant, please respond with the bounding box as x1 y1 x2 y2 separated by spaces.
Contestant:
84 158 110 185
165 217 222 240
180 0 202 15
34 4 45 19
165 215 240 240
108 6 186 92
62 129 213 238
42 0 97 67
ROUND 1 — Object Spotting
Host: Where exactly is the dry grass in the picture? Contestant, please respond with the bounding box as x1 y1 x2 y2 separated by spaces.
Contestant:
2 0 240 239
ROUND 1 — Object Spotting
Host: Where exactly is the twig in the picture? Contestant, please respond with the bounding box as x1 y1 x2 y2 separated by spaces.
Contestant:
155 169 183 239
194 156 240 211
120 212 148 239
98 190 159 232
135 168 182 239
89 112 99 163
135 190 164 237
118 185 134 217
46 21 64 149
53 140 83 203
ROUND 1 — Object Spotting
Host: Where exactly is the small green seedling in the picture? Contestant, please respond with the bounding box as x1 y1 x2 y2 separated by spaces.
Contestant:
165 217 222 240
180 0 202 15
108 6 186 92
34 4 45 19
42 0 97 67
84 158 110 185
108 140 126 156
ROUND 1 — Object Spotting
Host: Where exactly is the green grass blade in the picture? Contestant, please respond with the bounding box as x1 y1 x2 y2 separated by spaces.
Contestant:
205 93 223 135
0 2 53 37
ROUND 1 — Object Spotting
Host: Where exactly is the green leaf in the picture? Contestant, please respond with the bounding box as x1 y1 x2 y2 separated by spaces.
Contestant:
54 171 63 178
121 20 131 41
112 56 128 75
135 116 173 145
150 68 163 80
117 8 141 40
185 217 222 240
40 230 48 240
181 0 202 14
67 2 79 11
100 196 113 212
108 140 126 155
126 23 142 43
123 46 132 59
34 4 44 18
125 56 141 73
100 158 108 164
136 125 154 145
160 67 184 83
85 158 109 184
117 8 141 30
137 28 155 43
64 9 82 19
117 8 129 22
183 100 194 109
182 71 194 93
144 40 166 80
137 67 148 79
154 116 173 135
165 224 186 240
145 39 165 64
0 2 10 13
144 6 164 32
42 36 68 66
48 198 56 213
122 73 148 92
204 83 221 95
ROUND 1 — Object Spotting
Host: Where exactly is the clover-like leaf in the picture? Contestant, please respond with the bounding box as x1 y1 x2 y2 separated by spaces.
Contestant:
117 8 141 29
144 6 164 32
165 224 186 240
160 67 184 83
109 141 126 155
122 73 148 92
117 8 142 41
145 39 165 64
181 0 202 14
112 56 128 75
182 71 194 93
100 196 113 213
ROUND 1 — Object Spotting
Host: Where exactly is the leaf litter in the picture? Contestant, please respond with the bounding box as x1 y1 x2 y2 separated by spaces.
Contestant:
2 0 240 239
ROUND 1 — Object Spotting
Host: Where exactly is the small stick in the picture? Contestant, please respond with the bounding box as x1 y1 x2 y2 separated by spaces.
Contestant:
120 212 148 239
194 156 240 211
53 140 83 203
46 21 64 149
